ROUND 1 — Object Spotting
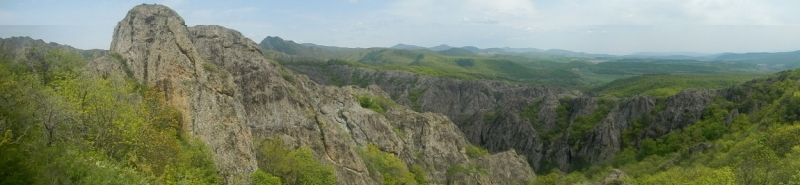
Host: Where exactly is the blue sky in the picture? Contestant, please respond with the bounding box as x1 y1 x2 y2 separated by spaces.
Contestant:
1 0 799 55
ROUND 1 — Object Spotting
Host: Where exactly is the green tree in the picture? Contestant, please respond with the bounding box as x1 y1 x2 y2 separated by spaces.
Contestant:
256 138 336 185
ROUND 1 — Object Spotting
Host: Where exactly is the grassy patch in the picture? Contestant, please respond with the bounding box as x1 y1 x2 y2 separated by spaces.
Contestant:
595 73 764 97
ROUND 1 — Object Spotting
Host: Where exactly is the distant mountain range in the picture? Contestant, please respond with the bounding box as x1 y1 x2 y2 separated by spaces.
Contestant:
261 36 800 69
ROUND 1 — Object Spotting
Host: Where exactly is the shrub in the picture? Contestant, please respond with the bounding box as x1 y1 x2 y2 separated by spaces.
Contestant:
358 144 416 184
256 138 336 185
355 94 398 114
251 170 282 185
466 144 490 158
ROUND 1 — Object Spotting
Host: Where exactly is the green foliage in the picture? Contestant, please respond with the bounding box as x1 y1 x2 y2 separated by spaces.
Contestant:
570 97 615 144
256 138 336 185
596 73 763 97
277 48 588 88
356 94 398 114
465 144 490 158
537 68 800 184
408 88 426 111
530 99 571 142
278 67 296 85
358 144 417 185
611 147 637 167
632 165 736 185
111 52 134 78
203 62 218 72
410 164 428 185
110 52 125 62
455 58 475 67
520 100 541 127
251 170 283 185
0 48 223 184
534 170 592 185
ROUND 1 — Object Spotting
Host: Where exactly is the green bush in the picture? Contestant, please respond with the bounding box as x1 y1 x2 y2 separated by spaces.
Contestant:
251 170 282 185
355 94 398 114
256 138 336 185
358 144 417 184
410 164 428 185
466 144 490 158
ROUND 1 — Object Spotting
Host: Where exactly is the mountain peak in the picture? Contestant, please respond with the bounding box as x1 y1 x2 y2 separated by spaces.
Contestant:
429 44 453 51
391 43 428 50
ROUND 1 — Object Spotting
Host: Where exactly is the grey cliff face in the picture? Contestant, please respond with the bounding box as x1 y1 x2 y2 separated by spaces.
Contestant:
109 4 256 183
287 65 580 170
578 95 655 164
285 61 728 172
95 4 535 184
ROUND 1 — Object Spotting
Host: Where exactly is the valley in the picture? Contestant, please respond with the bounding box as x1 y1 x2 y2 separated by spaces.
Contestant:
2 3 800 185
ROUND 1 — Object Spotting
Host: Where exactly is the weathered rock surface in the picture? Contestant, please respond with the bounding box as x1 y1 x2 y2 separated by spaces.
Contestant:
92 4 536 185
288 65 580 170
473 150 537 185
578 95 655 164
109 5 256 183
281 53 732 172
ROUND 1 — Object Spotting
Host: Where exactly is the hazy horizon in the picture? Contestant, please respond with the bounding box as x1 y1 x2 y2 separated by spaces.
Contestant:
1 0 799 55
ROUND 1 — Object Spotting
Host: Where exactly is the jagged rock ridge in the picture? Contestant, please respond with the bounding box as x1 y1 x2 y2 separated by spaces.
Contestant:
96 4 535 184
280 50 733 172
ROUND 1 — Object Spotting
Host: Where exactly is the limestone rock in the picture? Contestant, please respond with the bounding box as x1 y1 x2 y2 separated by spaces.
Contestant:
110 4 256 183
90 4 539 185
578 95 654 164
288 64 578 170
473 150 537 185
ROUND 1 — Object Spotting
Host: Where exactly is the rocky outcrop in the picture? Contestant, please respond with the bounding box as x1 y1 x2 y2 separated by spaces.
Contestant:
287 65 580 170
109 5 256 183
648 89 715 138
578 95 655 164
282 57 731 172
473 150 537 184
93 4 535 184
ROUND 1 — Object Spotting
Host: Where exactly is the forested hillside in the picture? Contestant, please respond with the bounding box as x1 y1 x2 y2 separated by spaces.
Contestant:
264 35 800 184
0 42 221 184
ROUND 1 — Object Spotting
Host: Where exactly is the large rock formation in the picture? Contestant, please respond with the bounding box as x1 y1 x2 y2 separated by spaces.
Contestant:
94 4 536 184
109 5 257 183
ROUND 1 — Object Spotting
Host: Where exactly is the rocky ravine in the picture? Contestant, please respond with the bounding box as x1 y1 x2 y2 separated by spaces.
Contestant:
282 54 725 172
92 4 535 184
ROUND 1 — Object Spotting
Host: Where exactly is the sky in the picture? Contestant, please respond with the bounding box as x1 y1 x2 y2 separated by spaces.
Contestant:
1 0 799 55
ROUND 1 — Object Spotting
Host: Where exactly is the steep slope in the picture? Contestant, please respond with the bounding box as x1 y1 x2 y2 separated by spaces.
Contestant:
98 4 535 184
286 64 582 169
279 49 766 173
109 5 257 182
